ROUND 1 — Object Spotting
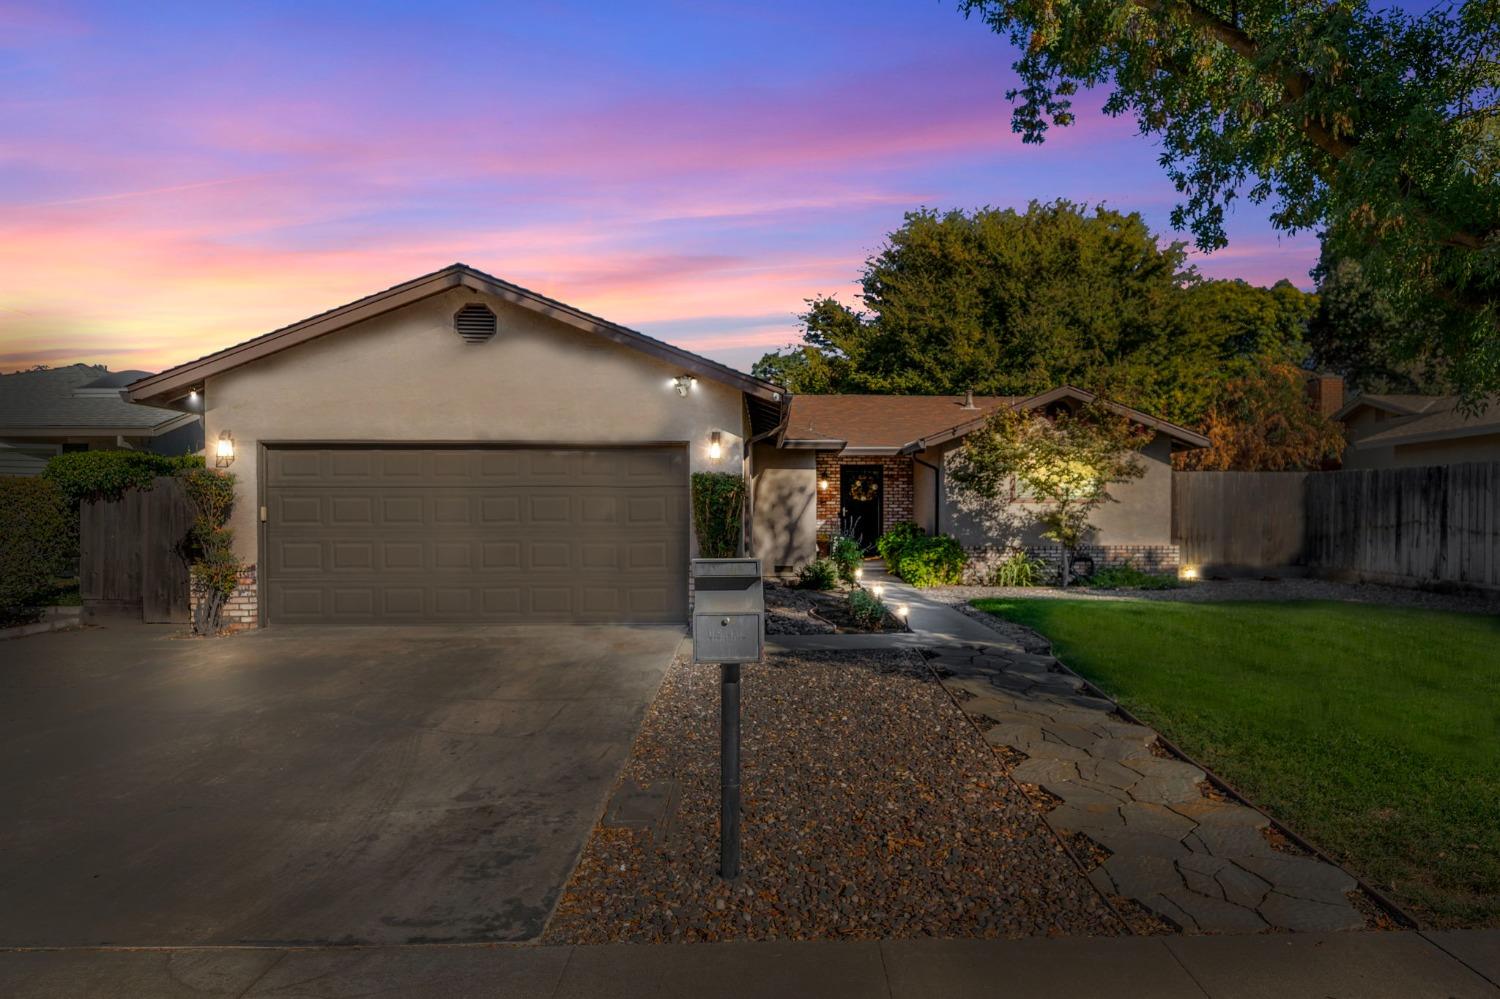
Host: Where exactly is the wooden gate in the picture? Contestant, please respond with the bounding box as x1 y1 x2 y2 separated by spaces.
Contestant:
79 475 194 623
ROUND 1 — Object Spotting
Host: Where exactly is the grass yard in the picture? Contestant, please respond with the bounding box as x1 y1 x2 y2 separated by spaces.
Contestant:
971 597 1500 928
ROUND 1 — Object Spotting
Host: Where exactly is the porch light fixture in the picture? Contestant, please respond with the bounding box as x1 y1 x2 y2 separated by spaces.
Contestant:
671 375 697 397
818 478 829 491
215 429 236 468
709 431 723 461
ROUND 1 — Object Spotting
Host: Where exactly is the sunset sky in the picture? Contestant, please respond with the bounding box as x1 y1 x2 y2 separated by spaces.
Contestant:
0 0 1320 377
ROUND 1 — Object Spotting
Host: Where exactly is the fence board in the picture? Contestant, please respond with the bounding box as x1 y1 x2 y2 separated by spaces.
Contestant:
80 476 194 621
1181 463 1499 589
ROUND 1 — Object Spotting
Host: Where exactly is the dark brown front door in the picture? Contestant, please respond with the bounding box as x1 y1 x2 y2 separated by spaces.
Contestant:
839 464 883 552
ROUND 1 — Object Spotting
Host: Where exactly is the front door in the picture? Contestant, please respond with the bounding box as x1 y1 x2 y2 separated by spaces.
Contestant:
839 464 883 553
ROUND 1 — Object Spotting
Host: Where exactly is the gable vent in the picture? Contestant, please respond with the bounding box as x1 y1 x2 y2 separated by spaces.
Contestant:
454 304 498 344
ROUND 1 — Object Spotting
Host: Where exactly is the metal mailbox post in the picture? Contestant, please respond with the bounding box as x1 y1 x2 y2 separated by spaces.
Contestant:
691 558 763 879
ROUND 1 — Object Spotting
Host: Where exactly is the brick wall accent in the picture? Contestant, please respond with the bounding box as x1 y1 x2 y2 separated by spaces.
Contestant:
814 453 915 541
189 564 258 630
963 544 1180 585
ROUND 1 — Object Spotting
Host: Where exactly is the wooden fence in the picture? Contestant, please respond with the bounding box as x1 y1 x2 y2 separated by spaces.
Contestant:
1173 463 1500 590
1171 471 1309 570
80 475 195 622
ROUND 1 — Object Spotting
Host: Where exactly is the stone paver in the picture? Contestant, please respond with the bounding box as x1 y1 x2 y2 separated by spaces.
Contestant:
926 642 1372 934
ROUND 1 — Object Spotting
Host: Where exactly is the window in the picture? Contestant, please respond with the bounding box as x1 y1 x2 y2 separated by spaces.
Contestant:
454 303 498 344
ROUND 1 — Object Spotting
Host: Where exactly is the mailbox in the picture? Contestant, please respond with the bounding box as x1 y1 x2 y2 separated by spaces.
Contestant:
691 558 764 664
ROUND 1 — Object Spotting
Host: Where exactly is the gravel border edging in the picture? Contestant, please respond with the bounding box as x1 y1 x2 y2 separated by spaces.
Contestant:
952 602 1422 931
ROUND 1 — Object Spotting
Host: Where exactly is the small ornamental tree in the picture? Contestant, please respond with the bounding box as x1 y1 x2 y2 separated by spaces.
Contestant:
179 467 244 635
948 402 1151 586
1176 364 1345 471
690 472 746 559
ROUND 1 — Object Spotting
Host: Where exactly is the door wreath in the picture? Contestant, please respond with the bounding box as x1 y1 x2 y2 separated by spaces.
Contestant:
849 474 879 502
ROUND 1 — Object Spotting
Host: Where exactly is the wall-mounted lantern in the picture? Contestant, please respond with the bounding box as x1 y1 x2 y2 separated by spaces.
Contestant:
215 429 236 468
709 430 723 462
818 477 829 492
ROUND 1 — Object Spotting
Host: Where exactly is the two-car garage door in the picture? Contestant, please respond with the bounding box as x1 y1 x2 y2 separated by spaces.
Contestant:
263 446 689 624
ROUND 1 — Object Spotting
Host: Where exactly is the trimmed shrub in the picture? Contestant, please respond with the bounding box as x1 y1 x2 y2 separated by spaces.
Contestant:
847 587 887 629
690 472 745 559
988 549 1046 587
1085 562 1180 591
876 521 924 565
796 558 839 591
45 450 202 504
180 467 244 635
891 533 967 588
829 534 863 583
0 477 72 626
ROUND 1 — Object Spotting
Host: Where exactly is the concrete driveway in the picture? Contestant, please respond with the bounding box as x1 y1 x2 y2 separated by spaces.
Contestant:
0 621 680 947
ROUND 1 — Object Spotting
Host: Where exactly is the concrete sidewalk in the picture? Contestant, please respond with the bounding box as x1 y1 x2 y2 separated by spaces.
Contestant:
3 930 1496 998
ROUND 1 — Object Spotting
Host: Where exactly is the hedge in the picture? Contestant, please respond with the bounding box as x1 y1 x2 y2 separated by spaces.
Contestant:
44 450 203 504
877 523 967 588
0 476 72 626
690 472 745 559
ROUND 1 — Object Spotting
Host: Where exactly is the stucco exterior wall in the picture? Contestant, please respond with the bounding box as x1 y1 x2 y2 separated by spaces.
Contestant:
750 444 817 572
203 287 748 573
1344 429 1500 469
930 431 1175 547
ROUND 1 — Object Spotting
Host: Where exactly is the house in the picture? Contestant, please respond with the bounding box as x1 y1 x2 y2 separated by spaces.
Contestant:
751 388 1208 578
1336 393 1500 469
0 364 204 475
125 264 1203 627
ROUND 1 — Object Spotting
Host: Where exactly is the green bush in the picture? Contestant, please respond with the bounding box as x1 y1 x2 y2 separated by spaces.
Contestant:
0 477 73 626
45 450 202 504
891 533 967 588
847 587 887 628
1085 562 1180 590
690 472 745 559
180 468 245 635
829 534 863 583
876 521 924 565
989 549 1046 587
796 558 839 591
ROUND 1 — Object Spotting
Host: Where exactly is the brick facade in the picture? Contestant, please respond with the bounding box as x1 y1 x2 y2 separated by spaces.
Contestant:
963 544 1180 585
815 452 915 541
190 564 258 631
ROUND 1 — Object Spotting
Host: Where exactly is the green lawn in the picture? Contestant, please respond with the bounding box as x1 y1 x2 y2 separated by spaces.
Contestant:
970 597 1500 928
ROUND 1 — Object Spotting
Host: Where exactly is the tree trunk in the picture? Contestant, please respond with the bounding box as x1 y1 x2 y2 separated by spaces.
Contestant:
193 587 225 635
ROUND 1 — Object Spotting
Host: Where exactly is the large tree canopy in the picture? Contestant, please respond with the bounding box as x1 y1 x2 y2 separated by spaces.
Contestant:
752 201 1315 427
957 0 1500 402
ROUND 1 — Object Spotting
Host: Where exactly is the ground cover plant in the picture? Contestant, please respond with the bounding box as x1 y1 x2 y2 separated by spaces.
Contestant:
795 558 839 591
971 597 1500 927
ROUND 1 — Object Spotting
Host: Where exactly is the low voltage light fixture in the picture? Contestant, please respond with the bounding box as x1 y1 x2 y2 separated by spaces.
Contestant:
853 567 864 581
896 604 910 620
871 583 886 600
1180 565 1201 581
709 431 723 461
215 429 236 468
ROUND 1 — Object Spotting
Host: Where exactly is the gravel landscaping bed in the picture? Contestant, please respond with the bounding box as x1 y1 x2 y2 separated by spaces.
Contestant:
764 580 907 634
931 576 1500 615
542 650 1123 944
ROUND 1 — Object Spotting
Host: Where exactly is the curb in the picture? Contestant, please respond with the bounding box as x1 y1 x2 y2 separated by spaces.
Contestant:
1 606 83 641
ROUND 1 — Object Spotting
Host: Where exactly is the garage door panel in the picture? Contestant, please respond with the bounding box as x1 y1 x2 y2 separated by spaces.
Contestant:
265 446 688 624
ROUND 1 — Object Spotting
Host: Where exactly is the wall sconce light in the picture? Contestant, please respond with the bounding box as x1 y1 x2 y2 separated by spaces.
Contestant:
818 478 829 491
709 431 723 461
671 375 697 397
215 429 236 468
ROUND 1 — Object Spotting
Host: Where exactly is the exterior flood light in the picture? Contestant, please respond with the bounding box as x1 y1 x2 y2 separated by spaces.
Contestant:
709 431 723 461
215 430 236 468
672 375 697 397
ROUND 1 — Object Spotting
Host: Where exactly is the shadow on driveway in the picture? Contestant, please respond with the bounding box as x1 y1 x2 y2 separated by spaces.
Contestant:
0 622 680 946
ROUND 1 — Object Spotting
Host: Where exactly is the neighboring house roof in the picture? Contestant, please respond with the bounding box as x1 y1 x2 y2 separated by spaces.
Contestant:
782 394 1020 451
0 364 196 436
125 264 787 419
1347 395 1500 449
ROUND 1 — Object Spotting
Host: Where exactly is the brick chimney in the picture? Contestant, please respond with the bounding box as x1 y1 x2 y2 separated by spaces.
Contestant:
1306 374 1344 418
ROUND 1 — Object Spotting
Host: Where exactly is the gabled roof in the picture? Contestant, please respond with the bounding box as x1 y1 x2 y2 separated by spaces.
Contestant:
0 364 193 436
126 263 786 408
1333 393 1454 421
782 395 1020 451
1349 395 1500 449
897 386 1210 453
